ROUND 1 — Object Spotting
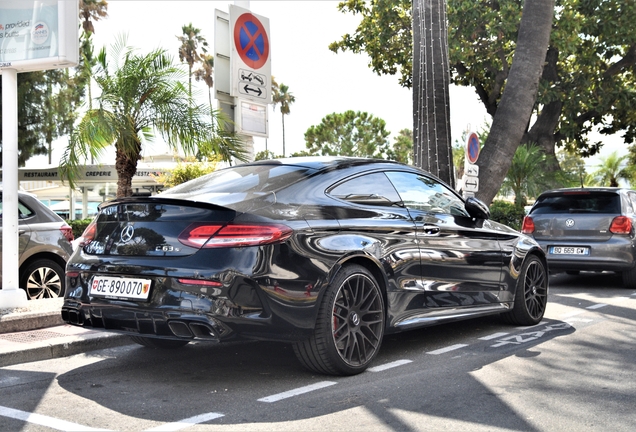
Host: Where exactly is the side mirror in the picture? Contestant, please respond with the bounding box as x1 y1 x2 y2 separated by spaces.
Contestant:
465 196 490 220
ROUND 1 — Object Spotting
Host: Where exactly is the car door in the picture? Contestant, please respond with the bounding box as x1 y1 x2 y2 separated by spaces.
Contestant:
385 171 506 318
0 193 33 284
326 171 422 293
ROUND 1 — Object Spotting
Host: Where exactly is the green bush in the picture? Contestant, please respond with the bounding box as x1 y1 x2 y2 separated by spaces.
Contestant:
66 218 93 238
489 200 526 231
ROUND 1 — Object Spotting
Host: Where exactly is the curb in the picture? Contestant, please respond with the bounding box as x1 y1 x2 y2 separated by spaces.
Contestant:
0 310 64 333
0 332 132 368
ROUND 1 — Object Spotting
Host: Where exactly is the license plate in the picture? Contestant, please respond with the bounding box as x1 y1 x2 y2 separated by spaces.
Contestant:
90 276 152 300
549 246 589 255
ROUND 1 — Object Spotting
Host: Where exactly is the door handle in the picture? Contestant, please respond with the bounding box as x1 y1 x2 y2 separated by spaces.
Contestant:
421 224 440 236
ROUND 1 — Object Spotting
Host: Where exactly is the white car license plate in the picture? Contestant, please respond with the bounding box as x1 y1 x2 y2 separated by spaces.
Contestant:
550 246 589 255
90 276 152 300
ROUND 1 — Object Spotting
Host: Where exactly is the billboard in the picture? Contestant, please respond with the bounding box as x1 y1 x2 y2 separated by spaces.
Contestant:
0 0 78 72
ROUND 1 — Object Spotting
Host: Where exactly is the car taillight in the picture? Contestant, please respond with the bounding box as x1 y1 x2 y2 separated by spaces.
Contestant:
79 220 97 246
60 225 74 242
521 216 535 234
178 223 293 249
609 216 632 234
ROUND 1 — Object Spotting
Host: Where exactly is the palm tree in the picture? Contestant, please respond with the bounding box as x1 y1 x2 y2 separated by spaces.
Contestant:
79 0 108 34
501 143 553 207
177 23 208 95
412 0 454 187
271 77 295 157
193 53 214 116
60 37 246 198
593 151 629 187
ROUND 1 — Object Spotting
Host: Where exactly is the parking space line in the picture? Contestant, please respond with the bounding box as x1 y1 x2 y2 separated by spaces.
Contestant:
145 412 223 431
258 381 337 403
144 412 224 431
479 332 509 340
368 359 413 372
426 344 468 355
561 310 585 319
586 304 608 310
0 405 110 432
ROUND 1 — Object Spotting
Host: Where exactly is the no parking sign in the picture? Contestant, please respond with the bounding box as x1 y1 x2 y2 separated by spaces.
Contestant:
230 5 271 103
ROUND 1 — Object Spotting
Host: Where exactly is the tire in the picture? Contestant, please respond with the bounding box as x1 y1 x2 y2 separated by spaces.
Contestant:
20 259 65 300
502 255 548 326
622 266 636 288
130 336 190 349
293 264 385 376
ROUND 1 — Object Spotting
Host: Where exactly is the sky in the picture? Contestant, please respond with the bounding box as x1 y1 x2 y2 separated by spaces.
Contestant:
28 0 623 170
29 0 489 167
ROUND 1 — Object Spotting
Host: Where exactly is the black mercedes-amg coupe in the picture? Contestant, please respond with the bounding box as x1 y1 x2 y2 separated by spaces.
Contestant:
62 157 548 375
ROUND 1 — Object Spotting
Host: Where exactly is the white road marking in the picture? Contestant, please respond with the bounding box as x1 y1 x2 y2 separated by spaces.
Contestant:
586 303 608 310
368 359 413 372
426 344 468 355
258 381 337 403
479 332 509 340
561 310 585 319
145 412 224 431
0 405 110 432
565 318 593 323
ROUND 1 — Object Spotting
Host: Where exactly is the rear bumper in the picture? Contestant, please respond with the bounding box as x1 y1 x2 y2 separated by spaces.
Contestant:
534 238 636 273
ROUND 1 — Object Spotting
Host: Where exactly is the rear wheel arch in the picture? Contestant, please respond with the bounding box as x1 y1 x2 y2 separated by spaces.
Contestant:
328 255 389 318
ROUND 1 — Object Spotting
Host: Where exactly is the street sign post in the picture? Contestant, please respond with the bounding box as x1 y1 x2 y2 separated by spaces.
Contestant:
462 132 480 198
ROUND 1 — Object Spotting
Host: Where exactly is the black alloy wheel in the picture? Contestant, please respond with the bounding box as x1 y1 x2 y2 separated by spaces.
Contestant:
21 259 65 300
503 255 548 325
293 264 385 375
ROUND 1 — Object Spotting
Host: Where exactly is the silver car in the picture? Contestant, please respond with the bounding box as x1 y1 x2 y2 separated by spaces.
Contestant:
0 189 74 299
523 187 636 288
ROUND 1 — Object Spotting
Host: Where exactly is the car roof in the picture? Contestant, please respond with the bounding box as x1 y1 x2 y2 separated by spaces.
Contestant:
537 187 632 197
249 156 407 172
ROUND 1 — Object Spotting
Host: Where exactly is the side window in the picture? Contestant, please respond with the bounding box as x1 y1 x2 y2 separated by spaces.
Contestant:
0 197 34 219
329 172 403 207
385 171 469 216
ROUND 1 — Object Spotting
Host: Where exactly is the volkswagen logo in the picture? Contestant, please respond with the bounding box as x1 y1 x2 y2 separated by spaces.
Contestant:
565 219 575 228
120 225 135 243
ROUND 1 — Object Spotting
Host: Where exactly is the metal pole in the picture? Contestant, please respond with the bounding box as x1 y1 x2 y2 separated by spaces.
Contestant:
0 68 28 307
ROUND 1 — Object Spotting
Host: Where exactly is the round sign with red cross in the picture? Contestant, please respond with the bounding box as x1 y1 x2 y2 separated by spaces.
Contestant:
233 13 270 70
466 132 480 164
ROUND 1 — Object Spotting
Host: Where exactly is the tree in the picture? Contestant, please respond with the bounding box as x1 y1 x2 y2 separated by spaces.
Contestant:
60 37 246 198
304 111 390 158
193 53 214 115
500 144 552 207
412 0 454 186
386 129 413 164
331 1 636 200
177 23 208 95
79 0 108 34
592 152 628 187
271 77 295 157
475 0 555 203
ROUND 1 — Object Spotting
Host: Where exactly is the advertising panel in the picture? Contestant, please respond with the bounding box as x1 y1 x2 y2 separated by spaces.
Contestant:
0 0 78 72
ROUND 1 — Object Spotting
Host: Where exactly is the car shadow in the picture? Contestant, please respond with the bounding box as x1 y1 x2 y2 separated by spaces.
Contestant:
46 315 585 431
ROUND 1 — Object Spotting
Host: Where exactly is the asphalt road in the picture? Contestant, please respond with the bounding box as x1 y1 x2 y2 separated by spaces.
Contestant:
1 272 635 431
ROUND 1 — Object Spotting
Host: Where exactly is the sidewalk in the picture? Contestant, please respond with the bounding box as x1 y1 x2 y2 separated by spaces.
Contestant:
0 297 131 367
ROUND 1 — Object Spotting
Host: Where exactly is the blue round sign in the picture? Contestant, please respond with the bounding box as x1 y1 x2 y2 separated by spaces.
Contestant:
467 132 480 164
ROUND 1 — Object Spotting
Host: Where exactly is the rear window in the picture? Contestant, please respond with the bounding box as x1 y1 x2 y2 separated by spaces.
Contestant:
530 192 621 214
160 164 315 196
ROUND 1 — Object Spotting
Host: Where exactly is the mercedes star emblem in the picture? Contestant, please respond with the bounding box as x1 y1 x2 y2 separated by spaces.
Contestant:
120 225 135 243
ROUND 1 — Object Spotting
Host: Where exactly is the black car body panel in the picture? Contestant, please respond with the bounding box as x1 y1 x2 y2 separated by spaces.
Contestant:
63 157 547 373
